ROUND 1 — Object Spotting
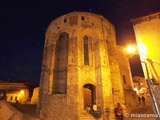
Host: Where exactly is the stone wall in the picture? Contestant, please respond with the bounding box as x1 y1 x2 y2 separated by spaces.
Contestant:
38 12 129 120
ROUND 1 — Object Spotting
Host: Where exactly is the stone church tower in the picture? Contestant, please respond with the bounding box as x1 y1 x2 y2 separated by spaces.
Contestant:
37 12 131 120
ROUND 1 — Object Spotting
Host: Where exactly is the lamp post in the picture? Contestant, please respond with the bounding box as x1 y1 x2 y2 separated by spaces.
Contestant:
126 45 160 119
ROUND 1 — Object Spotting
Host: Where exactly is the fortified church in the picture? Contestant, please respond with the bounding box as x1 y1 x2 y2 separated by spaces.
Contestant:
37 12 136 120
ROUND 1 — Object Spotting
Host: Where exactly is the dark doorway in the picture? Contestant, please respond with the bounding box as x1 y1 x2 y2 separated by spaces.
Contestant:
83 84 96 109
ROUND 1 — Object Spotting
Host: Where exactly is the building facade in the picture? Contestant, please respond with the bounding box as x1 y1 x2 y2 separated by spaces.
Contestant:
131 12 160 113
0 81 30 104
131 12 160 82
37 12 134 120
31 87 39 104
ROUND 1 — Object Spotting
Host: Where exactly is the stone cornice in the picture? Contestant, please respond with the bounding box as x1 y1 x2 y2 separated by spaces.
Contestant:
130 12 160 25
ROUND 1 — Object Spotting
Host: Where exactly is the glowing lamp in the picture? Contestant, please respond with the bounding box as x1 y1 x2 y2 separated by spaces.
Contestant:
126 45 135 54
20 90 24 94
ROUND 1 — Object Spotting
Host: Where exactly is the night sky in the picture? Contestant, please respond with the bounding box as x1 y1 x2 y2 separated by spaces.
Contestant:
0 0 160 86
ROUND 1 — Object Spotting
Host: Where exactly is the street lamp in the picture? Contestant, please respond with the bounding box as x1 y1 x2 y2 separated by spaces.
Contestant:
126 45 160 119
126 46 135 54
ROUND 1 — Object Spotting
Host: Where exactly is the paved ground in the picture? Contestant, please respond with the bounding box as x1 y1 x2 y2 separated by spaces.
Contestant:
11 103 39 120
11 99 158 120
124 96 157 120
124 104 156 120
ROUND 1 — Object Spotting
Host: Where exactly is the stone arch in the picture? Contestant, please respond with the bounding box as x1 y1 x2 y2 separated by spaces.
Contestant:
53 32 69 94
83 84 96 109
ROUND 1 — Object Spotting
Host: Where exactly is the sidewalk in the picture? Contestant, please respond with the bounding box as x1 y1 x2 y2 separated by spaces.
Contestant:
124 105 156 120
124 96 157 120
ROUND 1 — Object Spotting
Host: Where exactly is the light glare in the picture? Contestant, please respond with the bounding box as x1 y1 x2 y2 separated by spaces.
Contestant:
20 90 24 94
126 46 135 54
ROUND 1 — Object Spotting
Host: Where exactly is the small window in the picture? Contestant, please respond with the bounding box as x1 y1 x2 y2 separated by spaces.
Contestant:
83 36 89 65
15 96 17 101
64 18 67 23
83 36 88 41
81 16 85 21
122 75 126 84
92 23 94 26
10 96 13 101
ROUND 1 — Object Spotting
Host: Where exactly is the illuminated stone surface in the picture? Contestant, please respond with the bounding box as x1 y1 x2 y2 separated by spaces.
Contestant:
31 87 39 104
38 12 135 120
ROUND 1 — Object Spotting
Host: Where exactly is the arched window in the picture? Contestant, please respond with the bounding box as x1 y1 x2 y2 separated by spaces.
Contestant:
53 32 69 94
84 36 89 65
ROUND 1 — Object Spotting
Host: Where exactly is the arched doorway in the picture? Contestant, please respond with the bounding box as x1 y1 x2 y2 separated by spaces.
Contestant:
83 84 96 109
